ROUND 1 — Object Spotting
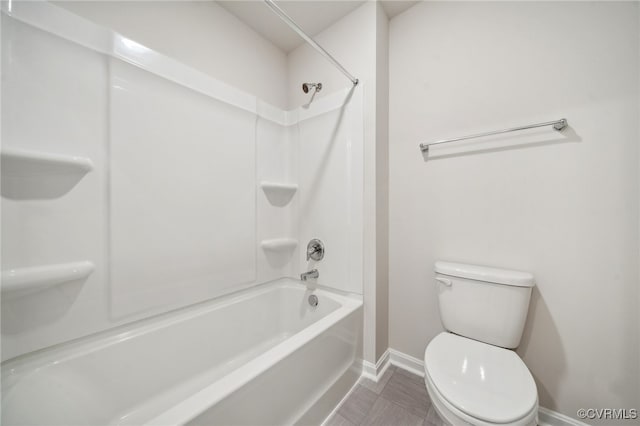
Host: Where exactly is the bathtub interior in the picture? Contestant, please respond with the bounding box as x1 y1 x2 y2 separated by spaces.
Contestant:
1 281 353 426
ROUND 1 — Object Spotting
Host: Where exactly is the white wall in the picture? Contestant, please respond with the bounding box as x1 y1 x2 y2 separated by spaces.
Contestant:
389 2 639 422
374 3 389 361
288 1 389 364
55 1 288 109
287 2 375 108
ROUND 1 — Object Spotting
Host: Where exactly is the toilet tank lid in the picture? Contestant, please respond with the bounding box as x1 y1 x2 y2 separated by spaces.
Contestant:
434 261 535 287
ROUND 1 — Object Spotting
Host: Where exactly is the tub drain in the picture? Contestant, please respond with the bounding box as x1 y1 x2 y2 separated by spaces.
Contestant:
308 294 319 307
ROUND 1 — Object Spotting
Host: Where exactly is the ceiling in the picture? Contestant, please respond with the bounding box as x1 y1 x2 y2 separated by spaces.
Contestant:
380 1 418 19
216 1 418 53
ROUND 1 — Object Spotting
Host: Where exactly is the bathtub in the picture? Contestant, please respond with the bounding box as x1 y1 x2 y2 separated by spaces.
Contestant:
1 278 363 425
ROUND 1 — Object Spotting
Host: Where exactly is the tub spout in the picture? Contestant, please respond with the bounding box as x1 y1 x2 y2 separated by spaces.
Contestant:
300 269 319 281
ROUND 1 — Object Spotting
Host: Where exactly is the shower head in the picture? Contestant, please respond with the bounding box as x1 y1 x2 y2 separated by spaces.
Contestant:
302 82 322 94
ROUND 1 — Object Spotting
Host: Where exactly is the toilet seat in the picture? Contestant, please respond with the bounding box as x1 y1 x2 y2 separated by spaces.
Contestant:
424 332 538 425
424 370 538 426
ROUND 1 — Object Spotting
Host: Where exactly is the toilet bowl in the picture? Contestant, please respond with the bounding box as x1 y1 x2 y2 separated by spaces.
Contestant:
424 332 538 426
424 262 539 426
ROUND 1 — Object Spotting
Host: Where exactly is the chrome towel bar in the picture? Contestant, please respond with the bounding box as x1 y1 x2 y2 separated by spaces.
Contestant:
419 118 568 154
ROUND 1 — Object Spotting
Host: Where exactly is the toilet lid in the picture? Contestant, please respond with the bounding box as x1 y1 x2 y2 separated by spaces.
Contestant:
424 333 537 424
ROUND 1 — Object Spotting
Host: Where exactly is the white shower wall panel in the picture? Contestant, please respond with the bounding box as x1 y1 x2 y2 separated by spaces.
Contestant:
296 89 364 295
109 59 257 318
0 3 294 360
256 105 299 282
1 14 110 360
1 1 365 361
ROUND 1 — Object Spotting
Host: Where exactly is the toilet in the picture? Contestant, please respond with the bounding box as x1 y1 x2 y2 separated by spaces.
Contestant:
424 261 539 426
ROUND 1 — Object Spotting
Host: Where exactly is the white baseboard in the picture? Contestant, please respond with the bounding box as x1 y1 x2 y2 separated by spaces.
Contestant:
361 349 391 382
389 348 425 377
385 348 584 426
538 407 588 426
360 360 376 381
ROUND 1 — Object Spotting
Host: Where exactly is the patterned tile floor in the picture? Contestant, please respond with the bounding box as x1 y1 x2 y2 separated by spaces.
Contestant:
326 366 445 426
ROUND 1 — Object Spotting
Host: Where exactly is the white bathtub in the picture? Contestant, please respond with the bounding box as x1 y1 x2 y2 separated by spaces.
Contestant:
1 279 363 425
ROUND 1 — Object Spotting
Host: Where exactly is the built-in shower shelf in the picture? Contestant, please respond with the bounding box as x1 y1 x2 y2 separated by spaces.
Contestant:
260 181 297 206
1 261 95 299
260 238 298 252
1 149 95 199
1 149 94 177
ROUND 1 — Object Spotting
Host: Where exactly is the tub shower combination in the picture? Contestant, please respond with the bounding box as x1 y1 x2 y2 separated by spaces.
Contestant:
1 1 364 425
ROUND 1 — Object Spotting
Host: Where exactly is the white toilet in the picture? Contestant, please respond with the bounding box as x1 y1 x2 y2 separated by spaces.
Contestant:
424 261 539 426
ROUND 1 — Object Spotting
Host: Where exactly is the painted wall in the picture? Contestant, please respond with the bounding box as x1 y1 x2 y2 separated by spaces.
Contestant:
288 1 389 364
388 2 639 422
54 1 288 109
374 3 389 362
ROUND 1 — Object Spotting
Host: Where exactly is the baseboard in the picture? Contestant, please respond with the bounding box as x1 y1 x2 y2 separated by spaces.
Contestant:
386 348 584 426
389 348 425 377
538 407 588 426
361 349 391 382
361 359 377 381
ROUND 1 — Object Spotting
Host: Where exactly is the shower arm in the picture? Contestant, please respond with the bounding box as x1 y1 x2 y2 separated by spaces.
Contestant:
263 0 359 86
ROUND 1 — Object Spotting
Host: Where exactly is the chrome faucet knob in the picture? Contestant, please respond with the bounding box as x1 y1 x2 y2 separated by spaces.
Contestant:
306 239 324 261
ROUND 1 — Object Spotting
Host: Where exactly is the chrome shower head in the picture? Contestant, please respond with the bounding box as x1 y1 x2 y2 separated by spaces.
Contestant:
302 82 322 94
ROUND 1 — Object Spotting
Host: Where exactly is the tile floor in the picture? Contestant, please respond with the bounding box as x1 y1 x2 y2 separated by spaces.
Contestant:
326 366 445 426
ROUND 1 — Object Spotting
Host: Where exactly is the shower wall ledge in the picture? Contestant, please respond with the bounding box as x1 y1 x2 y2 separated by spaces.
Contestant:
260 238 298 252
1 149 94 176
260 181 298 206
0 149 94 199
1 261 95 300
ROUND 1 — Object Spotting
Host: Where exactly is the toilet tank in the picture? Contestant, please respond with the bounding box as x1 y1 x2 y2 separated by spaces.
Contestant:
434 261 535 349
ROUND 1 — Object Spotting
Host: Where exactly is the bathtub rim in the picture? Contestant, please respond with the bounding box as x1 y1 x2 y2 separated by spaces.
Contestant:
1 277 361 376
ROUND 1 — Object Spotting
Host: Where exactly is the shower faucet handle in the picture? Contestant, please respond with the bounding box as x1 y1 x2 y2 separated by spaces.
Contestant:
306 239 324 261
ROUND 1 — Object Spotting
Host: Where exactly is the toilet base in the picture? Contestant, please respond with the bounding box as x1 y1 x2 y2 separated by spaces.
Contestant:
424 369 538 426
